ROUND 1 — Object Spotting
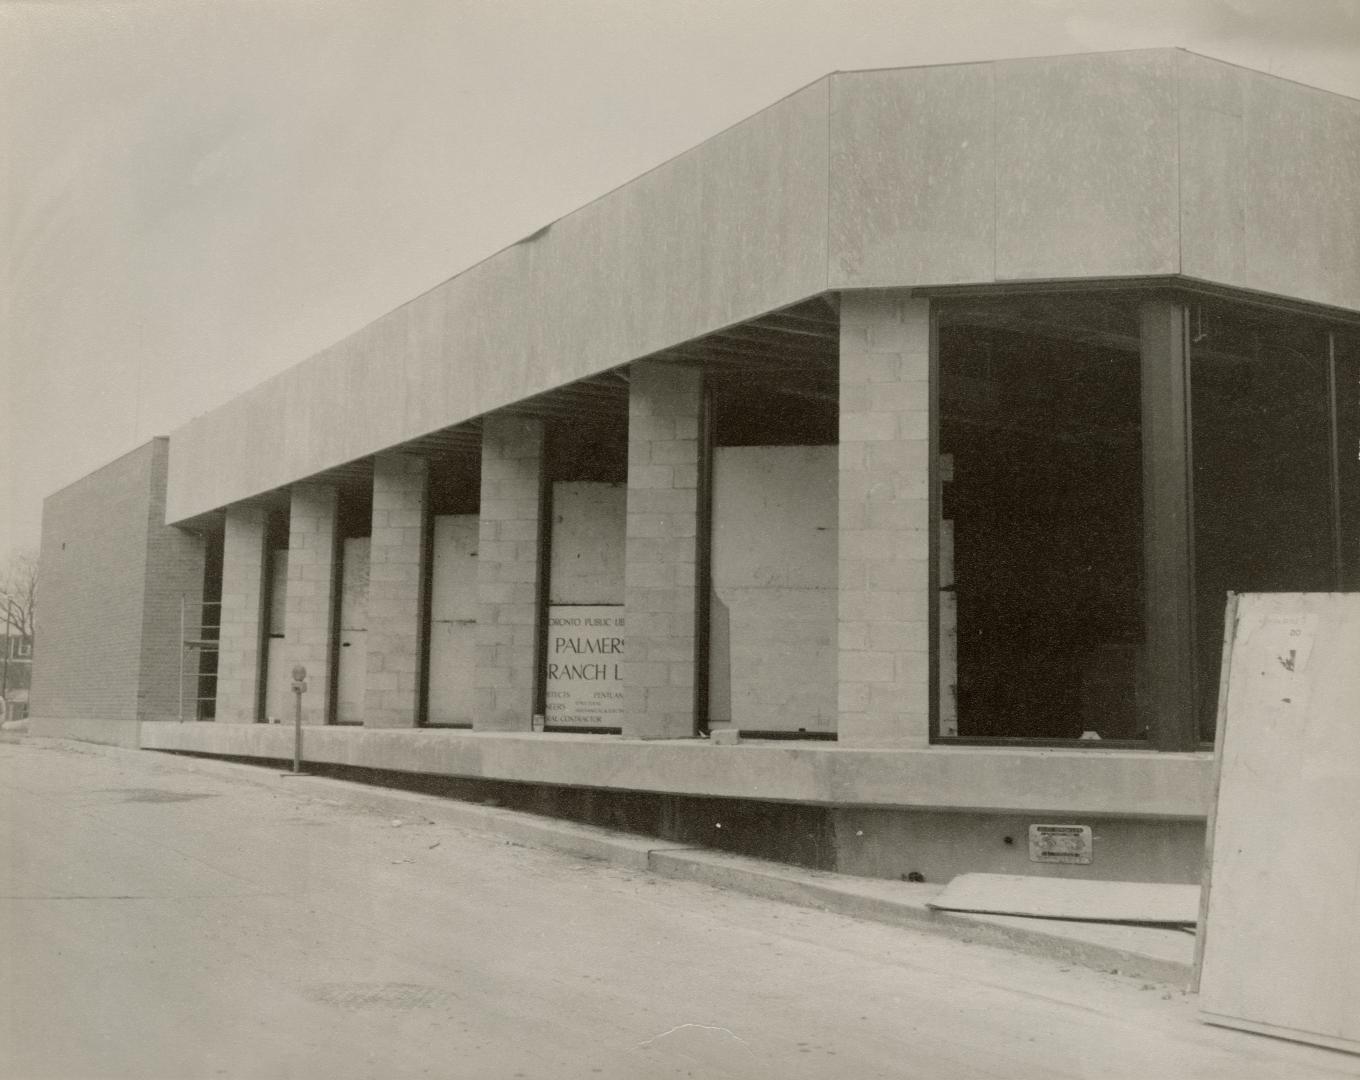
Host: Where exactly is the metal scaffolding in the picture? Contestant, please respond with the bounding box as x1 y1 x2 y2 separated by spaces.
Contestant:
179 595 221 722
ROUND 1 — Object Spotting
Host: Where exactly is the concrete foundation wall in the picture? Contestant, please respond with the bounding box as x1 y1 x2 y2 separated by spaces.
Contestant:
31 438 205 737
831 808 1202 885
138 721 1212 817
138 720 1211 883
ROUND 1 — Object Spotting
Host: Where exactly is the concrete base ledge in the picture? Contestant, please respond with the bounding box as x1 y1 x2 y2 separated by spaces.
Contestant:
138 721 1212 819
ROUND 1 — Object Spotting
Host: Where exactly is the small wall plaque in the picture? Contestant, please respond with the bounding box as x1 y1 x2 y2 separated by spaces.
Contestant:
1028 824 1093 864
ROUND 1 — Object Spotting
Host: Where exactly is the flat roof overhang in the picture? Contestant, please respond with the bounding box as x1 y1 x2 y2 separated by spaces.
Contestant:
165 48 1360 525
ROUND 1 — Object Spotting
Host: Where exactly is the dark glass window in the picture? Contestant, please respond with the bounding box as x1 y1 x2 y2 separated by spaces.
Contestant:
937 297 1143 741
934 294 1357 747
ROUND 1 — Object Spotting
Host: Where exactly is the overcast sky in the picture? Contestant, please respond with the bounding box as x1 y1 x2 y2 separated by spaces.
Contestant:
3 0 1359 562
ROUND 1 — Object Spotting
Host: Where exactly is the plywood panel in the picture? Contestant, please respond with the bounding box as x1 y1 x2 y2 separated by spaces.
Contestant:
709 446 837 732
1197 592 1360 1054
549 482 626 606
431 515 478 621
929 873 1199 925
335 536 369 725
428 514 478 725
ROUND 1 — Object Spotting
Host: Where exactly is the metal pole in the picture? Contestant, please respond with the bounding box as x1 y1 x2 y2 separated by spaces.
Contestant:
1327 331 1345 588
178 595 185 722
293 685 303 774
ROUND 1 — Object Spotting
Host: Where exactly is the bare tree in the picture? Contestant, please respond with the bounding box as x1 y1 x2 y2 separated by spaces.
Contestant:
0 548 38 648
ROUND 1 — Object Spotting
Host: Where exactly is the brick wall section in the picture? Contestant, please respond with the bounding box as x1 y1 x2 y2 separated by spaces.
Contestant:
137 439 206 722
474 416 544 731
30 438 205 731
838 293 932 747
365 452 429 727
284 483 339 724
621 361 701 739
214 507 268 722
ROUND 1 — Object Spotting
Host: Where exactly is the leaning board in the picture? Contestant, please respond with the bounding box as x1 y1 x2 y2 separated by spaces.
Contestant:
1197 592 1360 1055
929 874 1199 925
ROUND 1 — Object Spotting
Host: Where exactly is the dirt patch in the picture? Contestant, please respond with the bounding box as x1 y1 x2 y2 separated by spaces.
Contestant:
302 983 456 1010
102 788 218 803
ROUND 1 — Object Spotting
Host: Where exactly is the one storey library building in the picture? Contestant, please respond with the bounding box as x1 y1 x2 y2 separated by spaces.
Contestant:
32 49 1360 884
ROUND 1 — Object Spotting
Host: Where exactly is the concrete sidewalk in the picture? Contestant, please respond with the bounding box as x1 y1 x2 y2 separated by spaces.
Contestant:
71 736 1197 987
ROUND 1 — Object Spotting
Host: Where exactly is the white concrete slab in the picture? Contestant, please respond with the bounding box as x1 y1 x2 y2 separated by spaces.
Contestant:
930 873 1200 925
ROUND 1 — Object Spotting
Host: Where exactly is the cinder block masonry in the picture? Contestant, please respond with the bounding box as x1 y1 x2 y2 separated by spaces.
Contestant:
622 361 702 739
838 293 932 747
475 416 544 731
364 452 429 727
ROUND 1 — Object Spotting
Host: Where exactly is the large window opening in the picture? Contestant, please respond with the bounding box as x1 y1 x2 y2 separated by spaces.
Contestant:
938 302 1143 741
934 293 1359 747
1190 305 1360 741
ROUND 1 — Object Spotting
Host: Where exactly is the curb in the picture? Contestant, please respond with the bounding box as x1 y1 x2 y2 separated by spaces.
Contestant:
37 739 1196 987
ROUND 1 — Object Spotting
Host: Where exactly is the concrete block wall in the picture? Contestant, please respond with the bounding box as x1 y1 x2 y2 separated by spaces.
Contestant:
838 293 932 747
137 441 207 722
365 452 429 727
621 361 702 739
474 416 544 731
30 438 205 745
285 483 339 725
215 507 269 723
31 442 160 727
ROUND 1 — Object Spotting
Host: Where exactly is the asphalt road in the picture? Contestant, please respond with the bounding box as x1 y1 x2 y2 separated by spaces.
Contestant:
1 735 1356 1080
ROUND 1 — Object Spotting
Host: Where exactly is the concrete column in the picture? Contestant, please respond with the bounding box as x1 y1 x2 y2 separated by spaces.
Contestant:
474 416 544 731
621 361 702 739
214 507 269 723
285 483 339 725
838 292 931 747
364 453 429 727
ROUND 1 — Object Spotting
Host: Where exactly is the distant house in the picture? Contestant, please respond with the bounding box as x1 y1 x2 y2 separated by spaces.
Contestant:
2 633 32 720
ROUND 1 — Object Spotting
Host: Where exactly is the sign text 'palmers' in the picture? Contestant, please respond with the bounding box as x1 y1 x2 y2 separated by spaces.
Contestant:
545 606 625 725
